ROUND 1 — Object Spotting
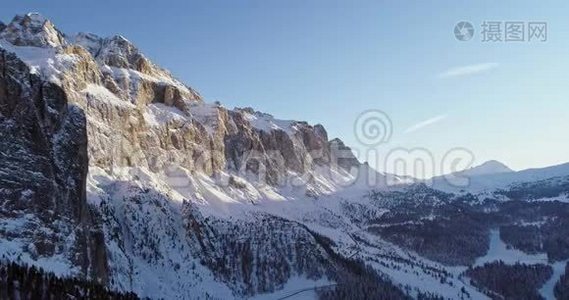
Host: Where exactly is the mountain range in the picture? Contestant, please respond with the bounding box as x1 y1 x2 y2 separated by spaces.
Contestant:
1 13 568 300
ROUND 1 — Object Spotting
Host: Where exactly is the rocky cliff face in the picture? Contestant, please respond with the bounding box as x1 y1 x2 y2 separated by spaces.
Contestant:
0 42 106 282
0 13 381 298
1 13 347 183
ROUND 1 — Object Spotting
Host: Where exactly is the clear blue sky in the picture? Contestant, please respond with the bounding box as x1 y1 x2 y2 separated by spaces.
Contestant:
2 1 568 175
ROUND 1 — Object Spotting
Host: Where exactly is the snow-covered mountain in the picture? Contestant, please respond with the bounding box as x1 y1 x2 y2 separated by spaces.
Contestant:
1 13 569 300
431 160 569 193
458 160 513 177
0 12 396 299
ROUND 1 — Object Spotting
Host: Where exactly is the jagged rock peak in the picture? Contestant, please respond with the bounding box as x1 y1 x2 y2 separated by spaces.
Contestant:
329 138 355 152
71 31 202 100
70 32 103 55
0 13 65 47
329 138 361 170
0 13 202 103
236 107 274 118
329 137 345 145
73 33 145 71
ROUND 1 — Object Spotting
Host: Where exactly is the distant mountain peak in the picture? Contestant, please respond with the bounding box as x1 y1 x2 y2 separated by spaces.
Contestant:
460 160 513 177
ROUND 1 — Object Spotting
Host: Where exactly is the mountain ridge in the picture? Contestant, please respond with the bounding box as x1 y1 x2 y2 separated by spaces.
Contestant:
1 12 569 300
0 12 400 299
430 161 569 193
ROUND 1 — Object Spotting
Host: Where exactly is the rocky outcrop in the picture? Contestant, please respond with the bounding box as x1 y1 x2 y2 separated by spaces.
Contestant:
0 48 107 282
329 138 360 172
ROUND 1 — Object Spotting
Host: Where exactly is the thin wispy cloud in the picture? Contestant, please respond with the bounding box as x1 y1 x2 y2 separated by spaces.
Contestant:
438 63 499 78
404 114 448 134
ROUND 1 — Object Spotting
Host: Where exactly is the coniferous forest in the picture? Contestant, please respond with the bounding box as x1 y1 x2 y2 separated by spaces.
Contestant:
0 261 139 300
465 261 553 300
